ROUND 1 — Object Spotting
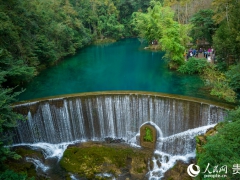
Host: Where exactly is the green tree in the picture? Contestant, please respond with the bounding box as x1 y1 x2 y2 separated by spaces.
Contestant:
0 49 36 87
163 0 213 24
190 9 216 44
117 0 153 36
0 0 93 77
132 1 189 68
212 0 240 65
202 65 236 102
132 1 168 43
178 57 209 74
0 74 23 171
160 20 186 68
0 170 32 180
226 63 240 91
197 107 240 180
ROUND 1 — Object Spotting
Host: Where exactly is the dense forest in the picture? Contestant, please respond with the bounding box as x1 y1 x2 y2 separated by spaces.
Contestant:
0 0 145 87
1 0 240 179
133 0 240 103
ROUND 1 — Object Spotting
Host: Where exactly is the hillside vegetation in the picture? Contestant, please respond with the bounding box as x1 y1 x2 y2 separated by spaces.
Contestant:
1 0 240 179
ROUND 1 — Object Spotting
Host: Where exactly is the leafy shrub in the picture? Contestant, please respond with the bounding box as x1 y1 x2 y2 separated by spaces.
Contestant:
226 63 240 90
0 170 34 180
178 58 236 102
197 107 240 180
178 57 208 74
202 66 236 102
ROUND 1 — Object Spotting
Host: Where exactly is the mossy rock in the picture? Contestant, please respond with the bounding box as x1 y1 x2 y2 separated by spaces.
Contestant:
162 161 194 180
60 142 152 179
196 124 220 154
13 147 44 159
4 146 47 180
205 128 216 136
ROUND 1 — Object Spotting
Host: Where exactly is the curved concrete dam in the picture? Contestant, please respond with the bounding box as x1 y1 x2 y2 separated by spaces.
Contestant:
12 91 232 178
13 91 229 149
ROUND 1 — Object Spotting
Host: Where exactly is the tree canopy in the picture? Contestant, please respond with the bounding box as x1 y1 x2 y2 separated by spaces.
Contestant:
132 1 191 68
0 0 240 177
0 72 23 172
0 0 154 177
190 9 216 44
197 107 240 180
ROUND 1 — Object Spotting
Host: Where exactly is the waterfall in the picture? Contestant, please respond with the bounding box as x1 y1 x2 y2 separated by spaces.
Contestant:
12 92 230 179
26 157 49 173
13 93 227 145
146 124 216 179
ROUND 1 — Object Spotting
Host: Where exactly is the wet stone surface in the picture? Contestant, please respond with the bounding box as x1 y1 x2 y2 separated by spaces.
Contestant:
60 141 153 180
104 137 126 143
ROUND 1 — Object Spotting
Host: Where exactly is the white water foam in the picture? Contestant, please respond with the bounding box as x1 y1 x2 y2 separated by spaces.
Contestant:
12 140 84 160
26 157 49 172
148 124 216 179
95 173 116 180
12 141 84 178
128 133 141 148
124 123 217 179
162 124 216 141
128 121 164 148
70 173 79 180
147 151 196 180
30 143 70 159
12 124 216 179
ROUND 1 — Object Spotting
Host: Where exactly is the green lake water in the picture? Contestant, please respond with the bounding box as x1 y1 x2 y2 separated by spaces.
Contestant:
17 38 213 101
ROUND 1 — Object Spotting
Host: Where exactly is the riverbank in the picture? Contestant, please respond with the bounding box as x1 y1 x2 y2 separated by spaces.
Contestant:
144 44 161 51
93 38 117 45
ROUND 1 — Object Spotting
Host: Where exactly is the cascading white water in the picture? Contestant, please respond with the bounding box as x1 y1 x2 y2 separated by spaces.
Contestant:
12 141 80 177
12 92 229 179
13 93 226 144
147 124 217 179
12 124 217 180
26 157 49 173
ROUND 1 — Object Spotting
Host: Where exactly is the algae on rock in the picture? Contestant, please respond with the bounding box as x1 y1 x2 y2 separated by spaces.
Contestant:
60 142 152 179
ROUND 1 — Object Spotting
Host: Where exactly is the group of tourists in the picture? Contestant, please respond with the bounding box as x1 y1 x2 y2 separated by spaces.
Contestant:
185 47 215 62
